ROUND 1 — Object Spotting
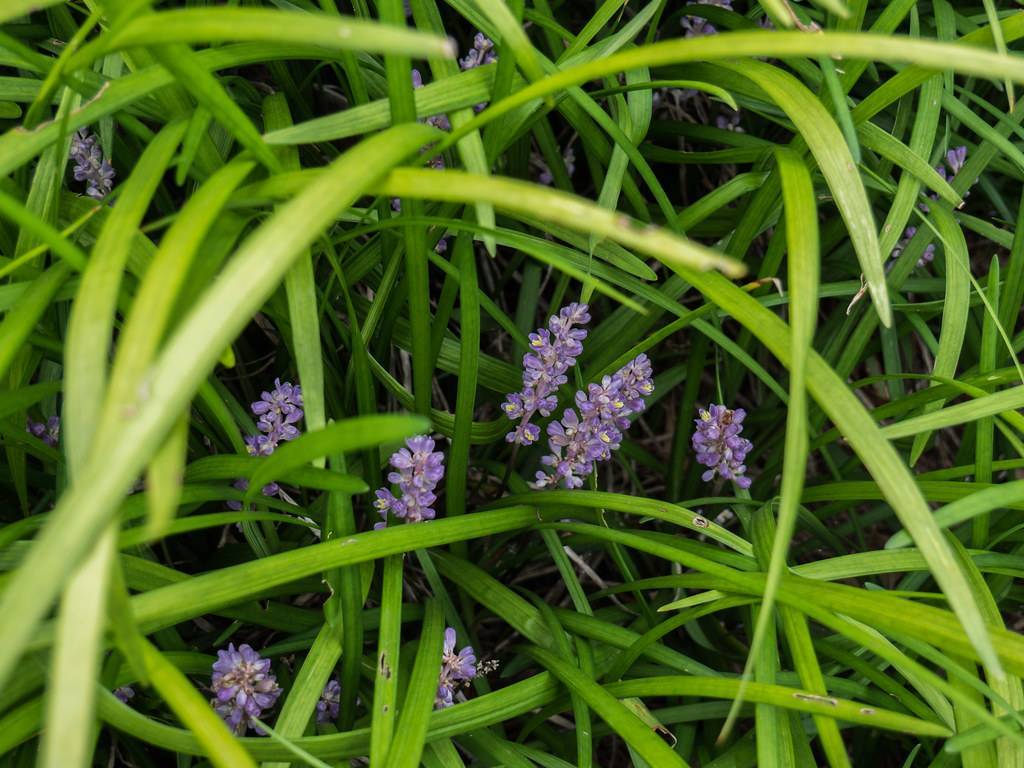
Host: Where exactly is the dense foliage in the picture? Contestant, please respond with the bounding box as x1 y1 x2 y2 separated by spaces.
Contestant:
1 1 1024 766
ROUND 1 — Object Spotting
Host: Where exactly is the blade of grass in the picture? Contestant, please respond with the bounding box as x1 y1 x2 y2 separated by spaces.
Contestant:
369 554 403 765
246 415 428 500
265 94 326 445
264 623 342 768
719 148 819 742
526 646 689 767
136 640 258 768
377 169 745 276
389 599 444 768
82 8 456 62
44 120 185 768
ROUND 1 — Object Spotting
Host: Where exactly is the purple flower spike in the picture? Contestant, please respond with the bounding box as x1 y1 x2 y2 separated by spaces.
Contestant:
503 304 590 446
459 33 497 111
891 226 936 270
69 128 115 199
229 378 303 509
435 627 477 709
252 378 304 441
373 435 445 526
210 643 282 735
26 415 60 448
681 0 732 37
534 354 654 489
411 69 451 132
946 146 968 175
459 33 496 70
922 145 972 213
692 404 753 490
316 679 341 723
113 686 135 704
533 146 576 186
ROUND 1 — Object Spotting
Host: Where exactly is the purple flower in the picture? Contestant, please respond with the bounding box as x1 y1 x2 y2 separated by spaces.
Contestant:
617 354 656 414
891 226 936 269
715 109 743 133
229 477 281 508
316 679 341 724
251 378 304 443
210 643 282 735
113 686 135 704
373 435 445 527
459 33 496 70
921 146 971 213
459 32 497 111
228 379 303 510
411 69 451 133
681 0 732 37
26 415 60 448
69 128 115 199
534 146 576 186
435 627 477 709
503 304 590 446
534 354 654 489
946 146 968 175
692 404 753 489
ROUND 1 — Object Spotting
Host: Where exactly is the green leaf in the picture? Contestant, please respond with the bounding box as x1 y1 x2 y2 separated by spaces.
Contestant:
718 59 887 325
370 554 404 765
526 646 690 768
720 148 820 742
246 415 429 499
263 623 342 768
389 600 445 768
378 169 746 277
88 8 456 61
0 0 66 24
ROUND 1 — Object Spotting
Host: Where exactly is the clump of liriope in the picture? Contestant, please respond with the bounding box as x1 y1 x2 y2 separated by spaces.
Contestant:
502 304 654 488
229 378 303 509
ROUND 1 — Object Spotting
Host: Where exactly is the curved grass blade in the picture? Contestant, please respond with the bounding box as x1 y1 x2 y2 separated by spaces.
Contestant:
389 600 444 768
246 415 429 499
377 169 745 277
718 59 887 325
84 8 456 62
719 148 819 742
264 95 326 441
526 646 690 768
44 121 185 768
136 640 257 768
